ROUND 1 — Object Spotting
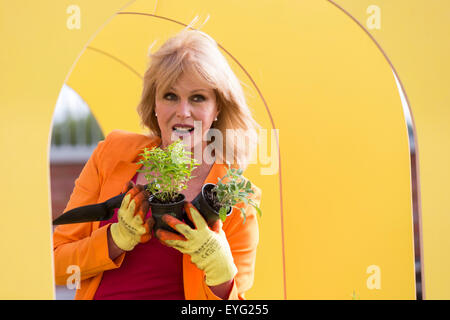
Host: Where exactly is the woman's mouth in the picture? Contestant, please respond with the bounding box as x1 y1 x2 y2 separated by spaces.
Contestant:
172 124 194 136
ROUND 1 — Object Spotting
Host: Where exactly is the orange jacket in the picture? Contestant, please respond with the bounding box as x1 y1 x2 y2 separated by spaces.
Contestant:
53 129 261 300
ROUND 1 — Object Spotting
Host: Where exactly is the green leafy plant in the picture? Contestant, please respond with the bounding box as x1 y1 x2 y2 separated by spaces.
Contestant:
213 167 262 223
136 139 199 203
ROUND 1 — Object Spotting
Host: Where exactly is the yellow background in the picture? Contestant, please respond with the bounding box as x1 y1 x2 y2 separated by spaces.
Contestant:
334 0 450 300
0 0 448 299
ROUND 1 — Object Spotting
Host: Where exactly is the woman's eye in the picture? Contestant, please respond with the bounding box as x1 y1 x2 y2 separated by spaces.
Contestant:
163 93 177 101
191 95 206 103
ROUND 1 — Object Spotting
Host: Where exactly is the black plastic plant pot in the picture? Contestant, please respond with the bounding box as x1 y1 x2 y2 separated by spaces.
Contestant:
149 193 186 234
191 183 232 227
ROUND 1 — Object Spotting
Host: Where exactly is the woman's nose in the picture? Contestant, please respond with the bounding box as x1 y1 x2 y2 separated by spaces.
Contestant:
175 99 192 118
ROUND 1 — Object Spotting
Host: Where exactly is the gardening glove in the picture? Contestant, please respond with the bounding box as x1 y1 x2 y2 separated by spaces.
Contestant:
157 202 238 286
110 183 154 251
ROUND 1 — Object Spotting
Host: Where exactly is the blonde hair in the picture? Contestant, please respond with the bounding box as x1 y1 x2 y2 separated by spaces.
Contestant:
137 29 260 169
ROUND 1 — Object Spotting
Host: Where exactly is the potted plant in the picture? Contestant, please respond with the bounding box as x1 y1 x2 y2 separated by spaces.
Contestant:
136 139 199 232
191 165 262 227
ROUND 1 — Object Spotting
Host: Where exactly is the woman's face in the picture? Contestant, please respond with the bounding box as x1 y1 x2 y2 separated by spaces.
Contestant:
155 72 219 152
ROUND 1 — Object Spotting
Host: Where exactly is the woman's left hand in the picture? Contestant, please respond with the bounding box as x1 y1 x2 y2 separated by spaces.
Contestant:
156 202 237 287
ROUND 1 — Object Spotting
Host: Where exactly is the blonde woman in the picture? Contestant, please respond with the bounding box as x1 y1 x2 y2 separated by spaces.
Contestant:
53 29 261 300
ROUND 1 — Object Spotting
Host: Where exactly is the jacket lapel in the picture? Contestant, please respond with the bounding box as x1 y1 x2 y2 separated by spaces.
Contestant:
99 136 161 202
204 162 229 185
183 161 234 299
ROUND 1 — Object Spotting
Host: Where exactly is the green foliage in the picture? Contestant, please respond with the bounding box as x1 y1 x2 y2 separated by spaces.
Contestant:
137 139 199 203
51 113 104 146
213 165 262 223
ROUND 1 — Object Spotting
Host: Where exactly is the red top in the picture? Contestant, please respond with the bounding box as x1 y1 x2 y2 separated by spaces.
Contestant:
93 174 185 300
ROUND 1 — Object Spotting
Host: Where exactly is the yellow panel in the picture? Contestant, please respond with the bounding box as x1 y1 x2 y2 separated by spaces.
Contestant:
332 0 450 300
152 0 414 300
67 0 415 299
66 48 143 134
0 0 136 299
3 0 436 300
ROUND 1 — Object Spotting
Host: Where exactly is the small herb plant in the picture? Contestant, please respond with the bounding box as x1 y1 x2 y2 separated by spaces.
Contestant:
136 139 199 203
213 167 262 223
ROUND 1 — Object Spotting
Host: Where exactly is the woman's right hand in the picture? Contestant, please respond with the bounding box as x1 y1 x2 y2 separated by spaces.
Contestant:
110 183 154 252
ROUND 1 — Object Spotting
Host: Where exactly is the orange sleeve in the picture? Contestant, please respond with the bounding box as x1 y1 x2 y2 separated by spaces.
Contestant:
201 278 238 300
52 138 125 286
